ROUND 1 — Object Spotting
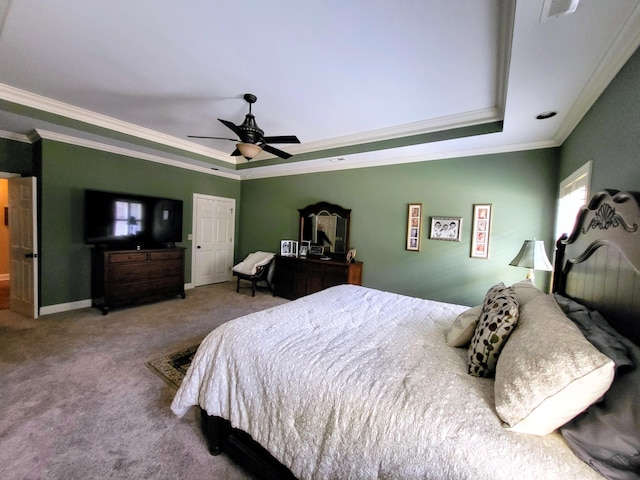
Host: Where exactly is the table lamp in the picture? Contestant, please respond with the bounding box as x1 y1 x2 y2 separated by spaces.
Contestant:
509 239 553 285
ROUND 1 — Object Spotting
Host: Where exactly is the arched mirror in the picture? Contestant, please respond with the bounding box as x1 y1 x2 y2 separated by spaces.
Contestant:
299 202 351 256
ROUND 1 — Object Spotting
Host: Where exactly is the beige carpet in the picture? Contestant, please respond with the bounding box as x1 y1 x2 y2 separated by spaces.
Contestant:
0 281 288 480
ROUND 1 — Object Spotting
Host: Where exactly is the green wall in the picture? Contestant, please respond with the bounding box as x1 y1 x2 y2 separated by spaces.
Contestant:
39 140 240 307
0 137 34 175
560 46 640 192
239 149 559 306
10 44 640 311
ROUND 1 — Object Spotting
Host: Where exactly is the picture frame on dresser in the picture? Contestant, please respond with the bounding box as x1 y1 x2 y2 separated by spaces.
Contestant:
280 240 298 257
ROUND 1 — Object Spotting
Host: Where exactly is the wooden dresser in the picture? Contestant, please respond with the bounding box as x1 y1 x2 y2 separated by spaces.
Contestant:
91 247 186 314
273 255 363 300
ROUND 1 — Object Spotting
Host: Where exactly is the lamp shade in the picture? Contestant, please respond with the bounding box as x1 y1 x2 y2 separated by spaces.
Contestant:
509 240 553 271
236 142 262 160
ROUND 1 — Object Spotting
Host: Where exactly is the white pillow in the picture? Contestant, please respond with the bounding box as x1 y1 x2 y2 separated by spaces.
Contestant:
446 305 482 347
494 281 615 436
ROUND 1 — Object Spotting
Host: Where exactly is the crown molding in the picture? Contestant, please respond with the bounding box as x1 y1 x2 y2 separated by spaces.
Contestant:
0 83 239 164
0 129 30 143
554 2 640 144
242 138 561 180
277 107 502 158
33 129 241 180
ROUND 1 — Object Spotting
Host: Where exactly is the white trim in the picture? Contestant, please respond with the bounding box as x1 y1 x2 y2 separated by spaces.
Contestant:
0 130 30 143
33 129 241 180
553 3 640 144
39 284 196 315
559 161 592 193
279 108 502 156
0 83 238 164
241 138 560 180
39 299 92 316
555 161 592 240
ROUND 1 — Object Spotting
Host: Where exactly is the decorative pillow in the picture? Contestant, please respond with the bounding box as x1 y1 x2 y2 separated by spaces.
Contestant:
494 283 615 436
446 305 482 347
468 284 519 377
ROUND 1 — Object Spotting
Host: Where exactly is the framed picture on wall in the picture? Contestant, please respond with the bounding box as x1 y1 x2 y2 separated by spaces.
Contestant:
470 204 492 259
429 216 462 242
406 203 422 251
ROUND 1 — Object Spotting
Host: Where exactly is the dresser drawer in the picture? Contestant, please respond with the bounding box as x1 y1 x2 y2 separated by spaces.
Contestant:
108 260 182 283
149 250 184 261
108 252 149 263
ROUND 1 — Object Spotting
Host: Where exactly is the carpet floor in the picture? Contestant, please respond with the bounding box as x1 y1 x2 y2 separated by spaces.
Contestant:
0 281 288 480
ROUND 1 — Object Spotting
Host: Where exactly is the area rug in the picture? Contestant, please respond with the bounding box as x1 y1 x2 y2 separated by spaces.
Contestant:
146 344 199 389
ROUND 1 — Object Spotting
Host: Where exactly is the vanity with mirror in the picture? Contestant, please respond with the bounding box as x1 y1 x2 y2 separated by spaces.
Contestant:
273 202 363 300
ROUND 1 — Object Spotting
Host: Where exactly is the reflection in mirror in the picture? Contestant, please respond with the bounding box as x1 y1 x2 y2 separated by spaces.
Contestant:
299 202 351 256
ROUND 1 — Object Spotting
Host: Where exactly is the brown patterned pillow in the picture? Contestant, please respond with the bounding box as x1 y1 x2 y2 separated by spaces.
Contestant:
468 283 519 377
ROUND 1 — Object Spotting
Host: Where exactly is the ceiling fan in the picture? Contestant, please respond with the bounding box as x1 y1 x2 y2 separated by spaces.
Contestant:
188 93 300 160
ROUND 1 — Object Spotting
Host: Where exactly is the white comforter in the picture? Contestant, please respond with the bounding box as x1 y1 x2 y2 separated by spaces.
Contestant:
172 285 602 480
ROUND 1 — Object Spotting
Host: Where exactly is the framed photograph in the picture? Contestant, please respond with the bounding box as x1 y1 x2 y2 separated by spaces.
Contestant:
406 203 422 251
309 245 324 256
299 240 311 257
470 204 492 259
280 240 298 257
429 216 462 242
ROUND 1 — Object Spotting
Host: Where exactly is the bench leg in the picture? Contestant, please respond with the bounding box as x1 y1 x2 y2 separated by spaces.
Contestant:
236 276 241 293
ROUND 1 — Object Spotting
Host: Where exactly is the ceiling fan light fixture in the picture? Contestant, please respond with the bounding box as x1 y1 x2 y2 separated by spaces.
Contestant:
236 142 262 160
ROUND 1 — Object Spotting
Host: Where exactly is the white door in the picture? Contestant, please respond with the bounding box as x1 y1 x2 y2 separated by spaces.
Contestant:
8 176 38 318
192 194 235 286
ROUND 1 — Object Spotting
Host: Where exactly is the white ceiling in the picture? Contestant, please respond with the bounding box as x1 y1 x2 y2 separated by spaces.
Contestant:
0 0 639 179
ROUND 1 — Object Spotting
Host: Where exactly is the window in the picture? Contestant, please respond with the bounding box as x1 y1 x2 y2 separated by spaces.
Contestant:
114 200 143 236
555 161 591 239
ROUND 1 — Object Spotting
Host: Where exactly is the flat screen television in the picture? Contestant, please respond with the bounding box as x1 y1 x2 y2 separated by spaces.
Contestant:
84 189 183 248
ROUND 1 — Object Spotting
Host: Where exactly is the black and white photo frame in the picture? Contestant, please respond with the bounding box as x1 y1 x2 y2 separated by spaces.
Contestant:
429 216 462 242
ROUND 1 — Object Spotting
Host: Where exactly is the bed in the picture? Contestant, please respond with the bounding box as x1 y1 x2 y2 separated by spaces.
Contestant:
171 189 640 480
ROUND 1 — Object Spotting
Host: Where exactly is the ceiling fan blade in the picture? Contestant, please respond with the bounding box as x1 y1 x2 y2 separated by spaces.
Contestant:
218 118 243 137
188 135 238 141
262 143 293 159
262 135 300 144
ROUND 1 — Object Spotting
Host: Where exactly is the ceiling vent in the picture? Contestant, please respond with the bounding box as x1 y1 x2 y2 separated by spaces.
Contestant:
540 0 580 23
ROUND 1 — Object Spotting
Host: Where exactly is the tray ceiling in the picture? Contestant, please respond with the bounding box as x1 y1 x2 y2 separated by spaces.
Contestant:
0 0 639 179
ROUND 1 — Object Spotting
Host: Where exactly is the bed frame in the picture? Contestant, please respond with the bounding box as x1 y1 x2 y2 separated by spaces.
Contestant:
200 188 640 480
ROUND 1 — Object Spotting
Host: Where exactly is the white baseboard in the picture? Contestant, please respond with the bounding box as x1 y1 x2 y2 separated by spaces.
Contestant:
39 283 195 315
40 299 92 316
